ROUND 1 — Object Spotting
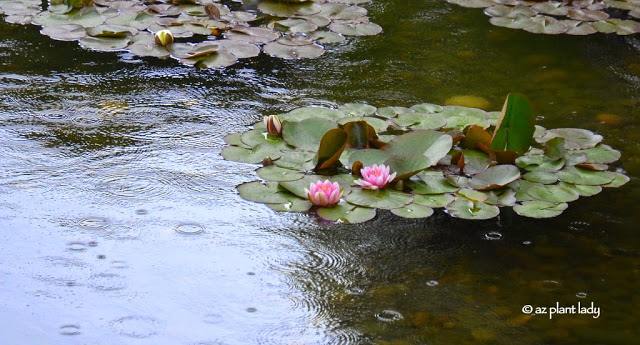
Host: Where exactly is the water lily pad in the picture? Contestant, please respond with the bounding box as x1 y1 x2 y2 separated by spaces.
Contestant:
556 167 615 185
601 172 630 188
270 18 318 33
412 193 455 208
238 181 295 204
565 21 598 35
384 130 453 167
267 198 312 212
567 8 609 21
538 128 604 150
348 149 392 167
515 155 566 172
241 129 290 149
319 3 368 20
513 201 568 218
34 7 106 28
258 1 323 17
338 116 388 133
274 151 316 170
559 182 602 196
523 171 558 184
224 132 251 149
445 198 500 220
225 27 280 43
592 20 618 33
314 128 348 170
446 0 496 8
307 30 345 43
527 183 580 203
79 36 130 51
490 14 536 29
221 143 282 163
410 103 444 113
105 11 156 30
328 22 382 36
377 106 412 118
317 203 376 223
345 189 413 209
390 203 434 218
394 112 447 130
128 40 171 57
485 4 537 18
484 188 517 206
263 40 325 59
257 166 304 182
412 171 460 194
279 107 345 122
469 165 521 191
457 189 489 202
282 118 337 150
86 24 137 38
339 103 377 116
459 149 491 176
41 24 87 41
383 153 431 181
531 2 570 16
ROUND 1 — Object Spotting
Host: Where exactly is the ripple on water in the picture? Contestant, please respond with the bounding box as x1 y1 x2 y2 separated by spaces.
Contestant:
174 223 205 235
426 280 439 287
59 324 81 336
376 310 404 323
110 316 163 339
66 241 87 252
91 172 174 199
576 292 588 298
483 232 503 240
111 260 129 269
78 217 110 230
202 313 223 325
88 273 126 292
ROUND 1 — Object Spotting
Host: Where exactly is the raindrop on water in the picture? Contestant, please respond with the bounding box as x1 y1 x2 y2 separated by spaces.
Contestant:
426 280 439 287
67 242 87 252
576 292 587 298
246 307 257 313
59 324 81 336
174 223 205 235
375 310 404 322
484 232 502 240
523 240 532 245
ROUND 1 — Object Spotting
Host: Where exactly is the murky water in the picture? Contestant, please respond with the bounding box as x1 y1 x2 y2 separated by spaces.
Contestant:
1 0 639 344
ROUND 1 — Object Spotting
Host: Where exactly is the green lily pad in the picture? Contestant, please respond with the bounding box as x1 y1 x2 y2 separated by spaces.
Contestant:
128 40 172 58
238 181 295 204
317 203 376 223
319 3 368 20
328 22 382 36
601 172 630 188
383 153 431 181
377 106 412 118
515 155 565 172
348 149 392 167
556 167 615 186
215 40 261 59
338 103 377 116
469 165 521 191
267 198 312 212
410 103 444 113
537 128 603 150
307 30 345 43
338 116 388 133
544 137 567 160
105 11 156 30
412 171 460 194
241 129 291 149
221 144 282 164
225 27 280 43
390 203 434 218
224 132 251 149
79 36 130 51
274 151 316 171
258 1 322 17
257 166 304 182
457 189 489 202
527 184 580 203
484 188 517 207
460 149 491 176
345 189 413 209
394 112 447 130
558 182 602 197
565 21 598 35
445 198 500 220
34 7 106 28
86 24 138 38
384 130 453 167
446 0 496 8
514 201 568 218
524 15 568 35
489 14 536 29
270 18 318 33
282 118 337 150
485 4 537 18
523 171 558 184
578 144 621 164
279 107 344 122
412 193 455 208
40 24 87 41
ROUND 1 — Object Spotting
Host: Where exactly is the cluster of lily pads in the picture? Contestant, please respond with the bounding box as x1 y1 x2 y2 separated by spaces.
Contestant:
222 94 629 223
447 0 640 35
0 0 382 68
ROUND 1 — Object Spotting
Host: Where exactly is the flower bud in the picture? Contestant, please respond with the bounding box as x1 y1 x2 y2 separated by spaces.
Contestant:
263 115 282 136
154 29 174 46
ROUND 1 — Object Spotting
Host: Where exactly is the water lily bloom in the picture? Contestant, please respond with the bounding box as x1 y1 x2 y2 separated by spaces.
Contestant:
264 115 282 135
305 180 343 207
354 164 396 190
155 29 174 46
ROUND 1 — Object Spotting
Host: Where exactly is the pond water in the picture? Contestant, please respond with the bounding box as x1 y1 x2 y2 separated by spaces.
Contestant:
1 0 639 344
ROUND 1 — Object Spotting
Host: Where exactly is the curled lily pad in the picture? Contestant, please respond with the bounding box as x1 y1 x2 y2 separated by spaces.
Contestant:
41 24 87 41
345 189 413 209
556 167 615 185
538 128 603 150
469 165 521 191
601 172 630 188
256 166 304 182
514 201 568 218
484 188 517 207
317 203 376 223
445 198 500 220
328 22 382 36
390 203 434 218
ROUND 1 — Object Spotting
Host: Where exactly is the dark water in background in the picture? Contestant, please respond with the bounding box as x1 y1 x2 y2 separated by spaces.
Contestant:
1 0 639 344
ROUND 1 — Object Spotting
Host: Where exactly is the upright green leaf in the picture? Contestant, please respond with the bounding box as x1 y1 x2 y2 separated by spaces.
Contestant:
490 93 535 155
314 128 348 171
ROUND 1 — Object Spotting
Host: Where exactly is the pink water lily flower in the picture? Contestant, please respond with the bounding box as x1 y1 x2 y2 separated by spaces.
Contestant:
305 180 343 207
354 164 396 190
